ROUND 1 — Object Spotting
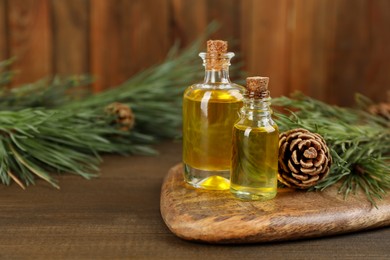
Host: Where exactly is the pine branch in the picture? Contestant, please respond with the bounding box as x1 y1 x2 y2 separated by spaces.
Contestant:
274 93 390 206
0 28 221 188
0 109 98 188
0 108 159 188
0 23 243 188
0 39 206 141
62 40 207 139
0 75 93 110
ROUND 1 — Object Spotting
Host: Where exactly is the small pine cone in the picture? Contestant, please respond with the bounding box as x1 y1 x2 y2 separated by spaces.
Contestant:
278 128 332 189
105 102 135 131
367 102 390 121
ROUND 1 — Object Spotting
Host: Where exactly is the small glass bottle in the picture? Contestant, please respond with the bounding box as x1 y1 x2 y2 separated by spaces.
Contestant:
230 76 279 200
182 40 245 190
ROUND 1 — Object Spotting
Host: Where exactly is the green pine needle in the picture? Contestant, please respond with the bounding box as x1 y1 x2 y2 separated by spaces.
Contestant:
274 93 390 206
0 28 218 188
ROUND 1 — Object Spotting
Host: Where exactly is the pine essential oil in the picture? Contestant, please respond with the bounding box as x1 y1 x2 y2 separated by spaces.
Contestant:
182 40 244 190
183 88 243 189
230 77 279 200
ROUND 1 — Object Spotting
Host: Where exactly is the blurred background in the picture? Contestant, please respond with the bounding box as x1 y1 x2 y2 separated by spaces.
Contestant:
0 0 389 106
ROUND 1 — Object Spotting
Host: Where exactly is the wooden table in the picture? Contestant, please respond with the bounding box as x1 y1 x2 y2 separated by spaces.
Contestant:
0 141 389 258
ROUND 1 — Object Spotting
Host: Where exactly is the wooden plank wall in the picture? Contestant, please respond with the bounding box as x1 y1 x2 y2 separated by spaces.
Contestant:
0 0 6 61
7 0 52 86
1 0 389 105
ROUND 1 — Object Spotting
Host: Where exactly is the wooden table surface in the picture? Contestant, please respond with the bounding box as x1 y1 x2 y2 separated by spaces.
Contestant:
0 141 389 259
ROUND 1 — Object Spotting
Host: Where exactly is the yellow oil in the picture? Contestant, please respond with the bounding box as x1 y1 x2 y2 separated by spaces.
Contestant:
196 175 230 190
183 86 243 190
230 124 279 200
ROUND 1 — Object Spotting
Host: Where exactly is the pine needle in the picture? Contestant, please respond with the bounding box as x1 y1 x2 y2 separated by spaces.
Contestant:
0 27 220 188
274 92 390 206
7 170 25 189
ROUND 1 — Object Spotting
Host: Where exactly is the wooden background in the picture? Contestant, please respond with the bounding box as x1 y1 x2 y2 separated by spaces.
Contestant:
0 0 389 106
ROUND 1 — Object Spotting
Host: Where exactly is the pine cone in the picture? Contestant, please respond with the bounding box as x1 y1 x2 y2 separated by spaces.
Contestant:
105 102 135 131
367 102 390 121
278 128 331 189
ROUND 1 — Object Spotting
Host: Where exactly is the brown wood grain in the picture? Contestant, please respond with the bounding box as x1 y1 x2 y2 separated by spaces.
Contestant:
8 0 52 85
171 0 208 46
364 0 390 103
207 0 242 80
52 0 89 75
241 0 291 98
90 0 123 92
207 0 240 49
120 0 170 80
90 0 170 92
161 163 390 244
1 0 390 104
0 142 389 258
0 0 7 61
289 0 338 100
328 0 371 106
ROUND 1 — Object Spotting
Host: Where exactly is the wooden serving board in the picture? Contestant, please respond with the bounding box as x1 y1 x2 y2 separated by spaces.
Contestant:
160 164 390 244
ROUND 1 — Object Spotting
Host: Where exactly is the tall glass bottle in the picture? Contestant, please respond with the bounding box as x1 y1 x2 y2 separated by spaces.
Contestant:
230 76 279 200
183 40 245 190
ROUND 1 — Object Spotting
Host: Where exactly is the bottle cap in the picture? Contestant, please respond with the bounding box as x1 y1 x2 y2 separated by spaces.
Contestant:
204 40 230 70
207 40 228 54
246 76 270 98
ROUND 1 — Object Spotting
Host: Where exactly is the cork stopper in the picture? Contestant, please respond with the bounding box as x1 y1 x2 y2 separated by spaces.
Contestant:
246 76 270 99
202 40 231 70
207 40 228 55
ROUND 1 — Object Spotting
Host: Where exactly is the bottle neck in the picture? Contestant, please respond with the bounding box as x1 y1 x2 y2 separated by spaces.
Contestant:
203 68 231 84
241 97 273 120
199 52 234 84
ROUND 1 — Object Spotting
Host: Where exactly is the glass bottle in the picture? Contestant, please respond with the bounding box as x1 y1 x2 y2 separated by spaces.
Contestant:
230 76 279 200
182 40 245 190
